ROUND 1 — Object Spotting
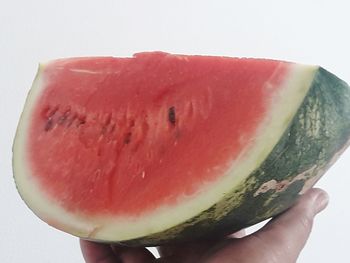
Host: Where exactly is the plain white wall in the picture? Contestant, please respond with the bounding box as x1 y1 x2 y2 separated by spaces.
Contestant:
1 1 350 262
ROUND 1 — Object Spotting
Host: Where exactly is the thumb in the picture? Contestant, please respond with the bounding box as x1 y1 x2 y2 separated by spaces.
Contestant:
205 188 329 263
247 188 329 263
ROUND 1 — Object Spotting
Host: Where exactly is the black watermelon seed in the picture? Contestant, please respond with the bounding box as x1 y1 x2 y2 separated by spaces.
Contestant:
124 132 132 144
45 118 54 131
168 106 176 125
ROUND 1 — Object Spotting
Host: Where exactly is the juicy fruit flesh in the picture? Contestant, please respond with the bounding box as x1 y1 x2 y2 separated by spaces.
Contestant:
28 53 288 216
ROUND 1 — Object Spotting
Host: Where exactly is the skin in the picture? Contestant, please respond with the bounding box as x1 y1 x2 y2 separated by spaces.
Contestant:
80 188 329 263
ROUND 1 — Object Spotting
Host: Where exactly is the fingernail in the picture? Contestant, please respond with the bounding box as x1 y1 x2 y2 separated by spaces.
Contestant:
313 191 329 215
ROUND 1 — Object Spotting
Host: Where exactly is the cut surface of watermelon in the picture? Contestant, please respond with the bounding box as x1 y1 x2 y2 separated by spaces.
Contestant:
13 52 350 245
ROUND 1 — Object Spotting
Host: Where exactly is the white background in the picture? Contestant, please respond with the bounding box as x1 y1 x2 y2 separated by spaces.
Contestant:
1 1 350 262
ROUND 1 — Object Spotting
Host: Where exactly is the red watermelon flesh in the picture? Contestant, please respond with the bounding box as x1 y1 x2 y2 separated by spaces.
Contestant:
29 52 287 216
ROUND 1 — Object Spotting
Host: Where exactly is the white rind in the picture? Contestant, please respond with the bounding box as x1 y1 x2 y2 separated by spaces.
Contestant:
13 62 318 241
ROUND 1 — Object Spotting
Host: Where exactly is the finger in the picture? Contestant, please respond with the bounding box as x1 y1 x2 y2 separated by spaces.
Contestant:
111 245 155 263
252 188 329 262
203 188 329 263
157 239 218 262
81 240 156 263
80 240 120 263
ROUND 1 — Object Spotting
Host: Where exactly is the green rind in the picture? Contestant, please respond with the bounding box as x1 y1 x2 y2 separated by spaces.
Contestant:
118 68 350 246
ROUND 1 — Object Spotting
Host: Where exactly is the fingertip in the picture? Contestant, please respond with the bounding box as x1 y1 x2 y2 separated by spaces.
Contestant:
301 187 328 200
297 188 329 216
313 188 329 214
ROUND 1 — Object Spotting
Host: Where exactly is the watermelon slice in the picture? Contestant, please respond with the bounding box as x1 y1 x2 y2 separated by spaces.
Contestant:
13 52 350 246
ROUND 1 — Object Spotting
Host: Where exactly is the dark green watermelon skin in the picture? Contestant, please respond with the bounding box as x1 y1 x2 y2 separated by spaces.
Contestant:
117 68 350 246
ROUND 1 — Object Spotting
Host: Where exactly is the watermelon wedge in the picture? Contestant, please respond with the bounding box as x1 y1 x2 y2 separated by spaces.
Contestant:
13 52 350 246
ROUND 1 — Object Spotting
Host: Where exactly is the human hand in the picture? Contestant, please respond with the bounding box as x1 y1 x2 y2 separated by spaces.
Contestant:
80 188 329 263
